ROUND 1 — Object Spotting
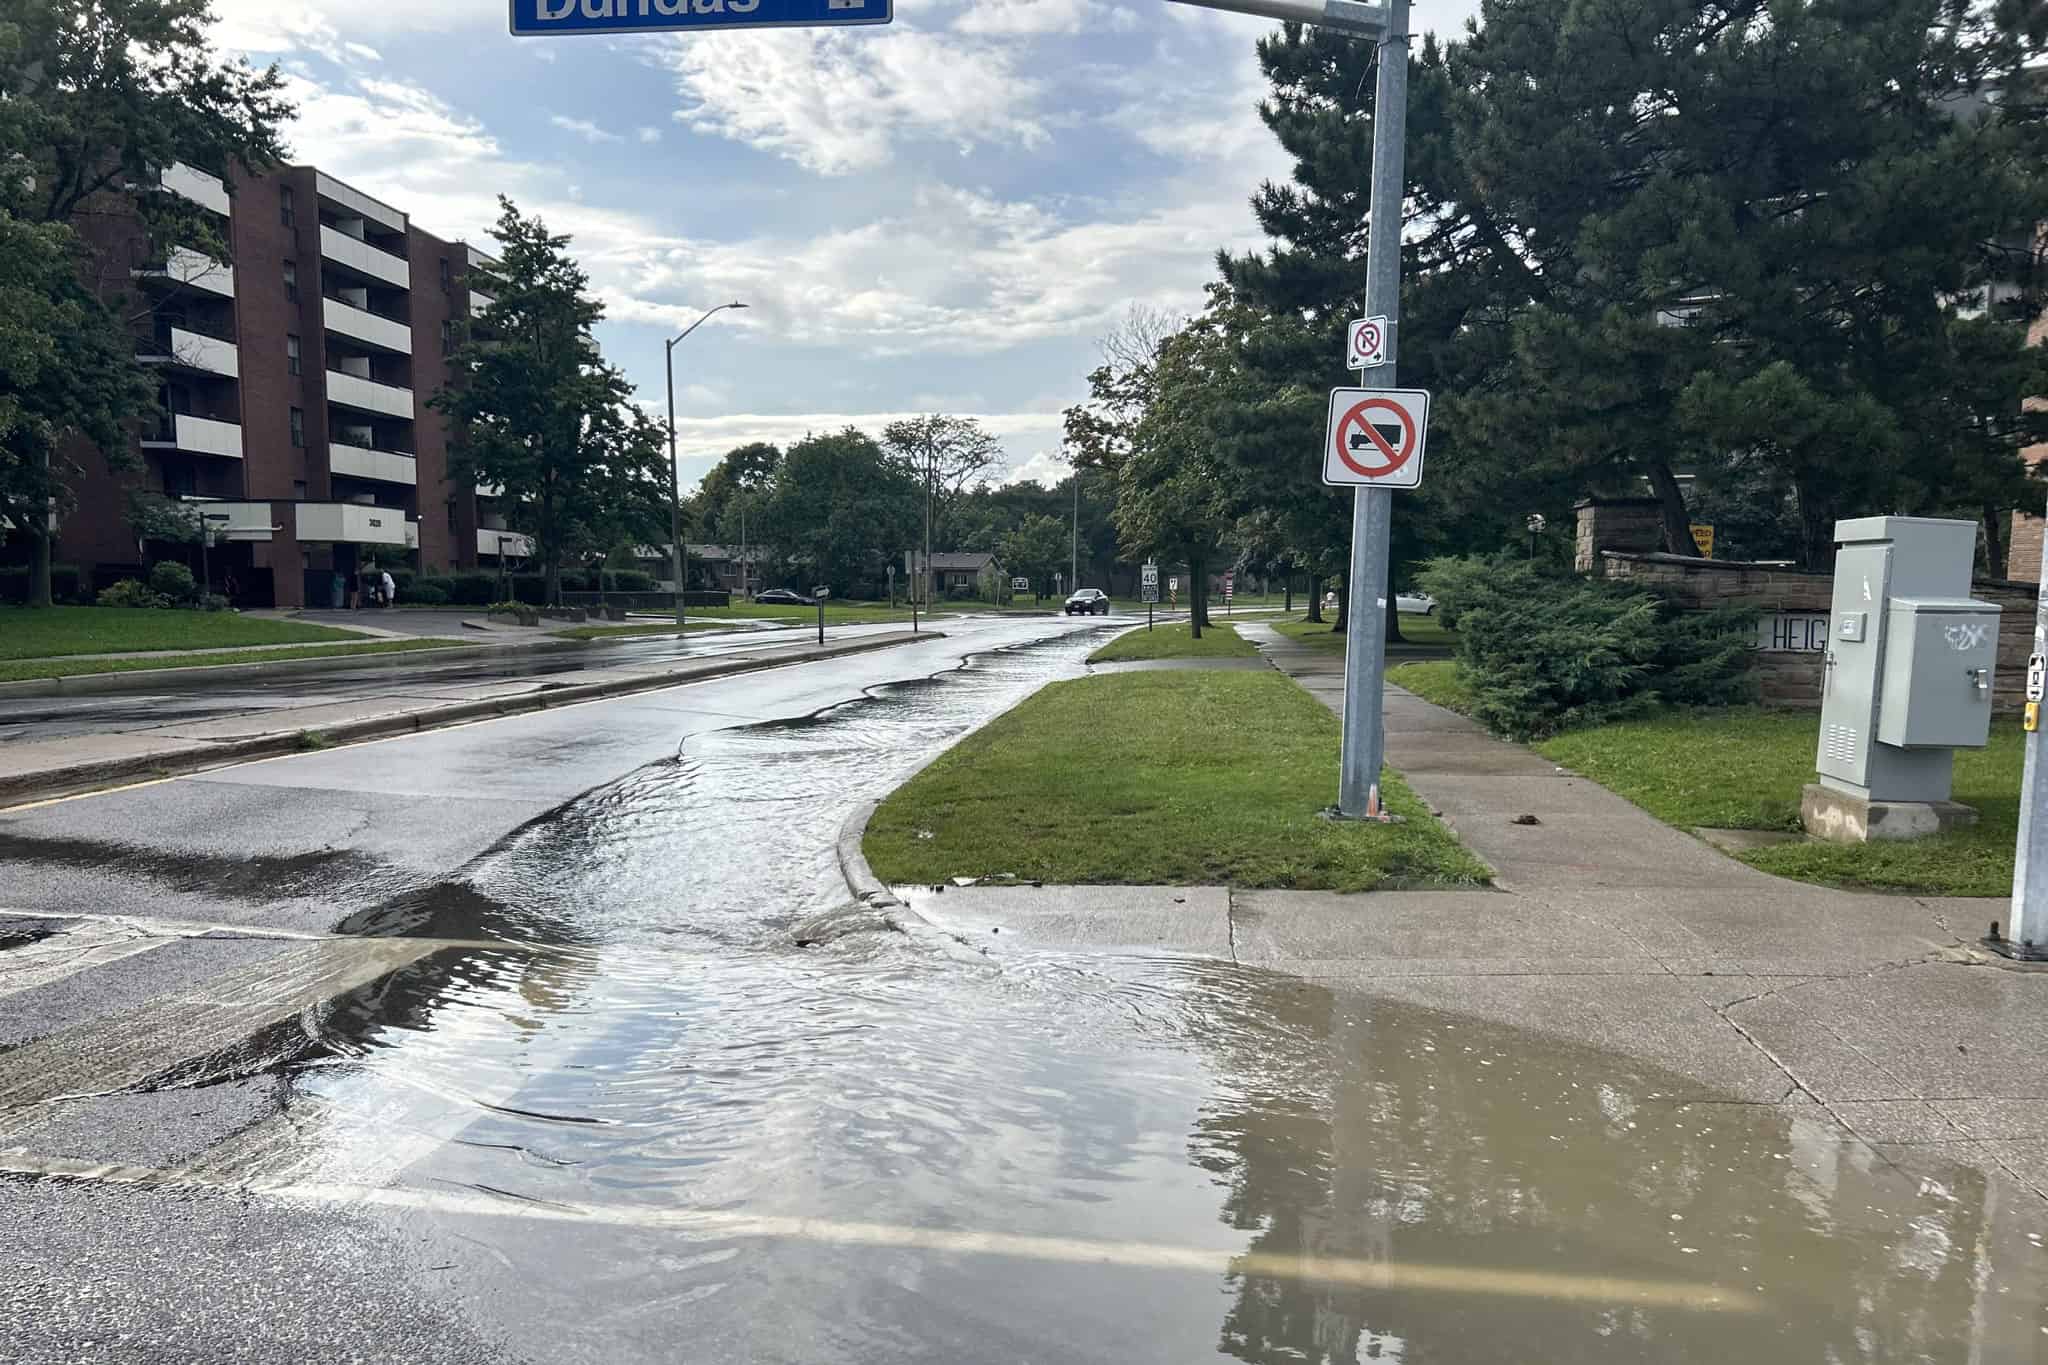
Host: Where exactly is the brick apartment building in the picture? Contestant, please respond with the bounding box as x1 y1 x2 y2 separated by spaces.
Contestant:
40 161 532 608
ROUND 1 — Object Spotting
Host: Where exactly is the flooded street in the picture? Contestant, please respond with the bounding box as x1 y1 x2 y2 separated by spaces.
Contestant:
4 624 2046 1360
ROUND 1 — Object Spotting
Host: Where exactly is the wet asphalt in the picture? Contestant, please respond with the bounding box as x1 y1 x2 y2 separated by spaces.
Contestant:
2 612 2045 1362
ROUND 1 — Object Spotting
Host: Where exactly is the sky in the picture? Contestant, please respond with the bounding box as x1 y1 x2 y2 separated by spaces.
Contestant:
206 0 1480 494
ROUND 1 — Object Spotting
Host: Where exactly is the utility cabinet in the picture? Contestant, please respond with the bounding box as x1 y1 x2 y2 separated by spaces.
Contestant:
1807 517 1998 840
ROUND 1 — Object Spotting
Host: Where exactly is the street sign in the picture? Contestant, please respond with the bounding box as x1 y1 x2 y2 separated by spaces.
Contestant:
509 0 890 37
1345 315 1390 370
1322 387 1430 489
1690 523 1715 558
1141 562 1159 604
1169 577 1179 592
1011 576 1029 593
1224 571 1235 602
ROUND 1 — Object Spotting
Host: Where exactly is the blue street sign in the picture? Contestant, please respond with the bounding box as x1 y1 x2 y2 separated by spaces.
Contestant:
510 0 890 35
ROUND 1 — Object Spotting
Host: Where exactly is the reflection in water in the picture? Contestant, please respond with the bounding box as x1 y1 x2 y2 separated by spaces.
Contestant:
150 629 2046 1361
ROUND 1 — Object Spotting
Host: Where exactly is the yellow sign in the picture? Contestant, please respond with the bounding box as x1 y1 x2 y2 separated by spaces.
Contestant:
1689 523 1714 558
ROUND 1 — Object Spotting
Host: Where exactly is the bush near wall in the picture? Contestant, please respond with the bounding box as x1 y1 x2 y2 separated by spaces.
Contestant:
1417 555 1755 740
0 564 89 604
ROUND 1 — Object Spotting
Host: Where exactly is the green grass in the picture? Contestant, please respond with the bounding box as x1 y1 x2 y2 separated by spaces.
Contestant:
1386 660 1476 712
1271 614 1457 652
556 621 753 640
0 606 366 660
689 601 925 626
1087 621 1259 663
0 637 458 682
1535 707 2024 897
864 671 1491 891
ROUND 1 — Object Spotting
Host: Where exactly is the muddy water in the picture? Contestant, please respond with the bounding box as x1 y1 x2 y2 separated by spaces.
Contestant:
195 635 2048 1361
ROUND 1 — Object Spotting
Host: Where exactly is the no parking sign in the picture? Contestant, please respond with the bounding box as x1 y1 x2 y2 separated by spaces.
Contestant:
1322 387 1430 489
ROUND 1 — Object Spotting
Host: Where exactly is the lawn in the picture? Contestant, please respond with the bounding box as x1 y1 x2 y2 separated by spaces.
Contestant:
864 670 1491 891
0 637 457 682
1087 621 1259 663
556 621 759 640
0 606 366 660
1535 708 2024 897
1385 659 1476 712
1272 614 1458 652
689 601 925 626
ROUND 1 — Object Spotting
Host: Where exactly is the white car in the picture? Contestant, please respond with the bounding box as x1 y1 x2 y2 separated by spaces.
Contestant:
1395 592 1436 615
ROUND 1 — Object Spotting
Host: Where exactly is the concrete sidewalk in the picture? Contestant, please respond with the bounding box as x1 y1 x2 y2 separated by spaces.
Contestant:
873 623 2048 1203
0 630 934 808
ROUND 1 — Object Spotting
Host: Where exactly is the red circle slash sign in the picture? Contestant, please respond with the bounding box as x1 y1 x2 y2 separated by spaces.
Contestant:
1334 397 1415 479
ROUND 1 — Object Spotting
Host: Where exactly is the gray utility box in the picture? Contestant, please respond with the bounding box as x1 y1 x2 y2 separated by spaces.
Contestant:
1815 517 1997 805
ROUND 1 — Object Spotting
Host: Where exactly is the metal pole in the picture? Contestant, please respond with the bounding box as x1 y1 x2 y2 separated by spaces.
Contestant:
2006 499 2048 955
1071 468 1079 593
923 449 933 609
665 337 685 631
1337 0 1411 820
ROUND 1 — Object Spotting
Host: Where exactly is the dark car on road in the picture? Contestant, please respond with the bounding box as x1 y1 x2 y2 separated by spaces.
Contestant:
754 588 815 606
1064 588 1110 616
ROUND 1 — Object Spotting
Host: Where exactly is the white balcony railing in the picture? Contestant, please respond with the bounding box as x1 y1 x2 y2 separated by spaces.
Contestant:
325 368 414 419
328 442 418 486
161 326 238 378
136 245 234 299
320 223 410 290
315 171 406 233
160 163 230 216
142 413 244 460
322 296 412 354
478 528 533 558
468 288 495 313
296 501 411 547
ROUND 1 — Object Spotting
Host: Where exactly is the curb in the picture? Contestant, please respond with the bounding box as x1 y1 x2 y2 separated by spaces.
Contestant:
0 631 943 810
829 797 984 961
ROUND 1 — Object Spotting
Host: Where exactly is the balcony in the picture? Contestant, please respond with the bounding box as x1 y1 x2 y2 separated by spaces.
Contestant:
322 296 412 354
316 171 407 234
468 288 495 313
141 325 238 378
478 528 533 558
329 442 418 486
295 502 412 547
476 481 503 497
325 368 414 419
141 412 244 460
134 245 234 299
180 499 275 542
159 163 230 216
320 224 410 290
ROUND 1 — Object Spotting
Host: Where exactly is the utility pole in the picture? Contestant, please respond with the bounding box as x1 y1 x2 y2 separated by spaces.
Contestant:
922 447 934 609
1335 0 1411 820
2002 500 2048 959
1070 466 1079 593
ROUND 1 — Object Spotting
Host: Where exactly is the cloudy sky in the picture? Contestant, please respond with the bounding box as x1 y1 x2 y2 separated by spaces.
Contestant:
208 0 1478 492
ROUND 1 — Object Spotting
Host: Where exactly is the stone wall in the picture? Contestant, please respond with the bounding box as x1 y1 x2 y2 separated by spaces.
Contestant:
1573 497 1665 573
1600 552 2038 710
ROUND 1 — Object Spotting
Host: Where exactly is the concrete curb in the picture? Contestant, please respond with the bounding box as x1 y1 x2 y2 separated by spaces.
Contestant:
0 631 942 809
830 797 986 962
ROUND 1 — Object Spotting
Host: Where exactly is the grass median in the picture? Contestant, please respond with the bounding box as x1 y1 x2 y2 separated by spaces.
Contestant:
1272 615 1457 652
864 670 1490 891
0 605 368 659
0 637 458 683
1087 621 1258 664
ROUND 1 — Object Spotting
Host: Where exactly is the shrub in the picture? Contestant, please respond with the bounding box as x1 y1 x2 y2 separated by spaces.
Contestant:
404 583 449 605
147 561 197 603
1417 555 1756 740
198 592 231 613
0 564 88 604
444 571 499 605
97 579 166 609
509 572 548 604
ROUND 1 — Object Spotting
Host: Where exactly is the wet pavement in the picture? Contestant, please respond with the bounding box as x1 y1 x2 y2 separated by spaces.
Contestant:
2 613 2046 1361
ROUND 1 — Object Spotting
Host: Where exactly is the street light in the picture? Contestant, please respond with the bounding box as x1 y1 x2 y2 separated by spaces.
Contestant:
664 300 747 629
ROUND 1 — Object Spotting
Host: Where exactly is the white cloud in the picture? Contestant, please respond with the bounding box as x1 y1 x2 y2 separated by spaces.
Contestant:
638 126 663 143
210 0 497 42
1000 450 1074 487
552 115 624 144
660 29 1046 175
952 0 1132 36
667 409 1067 483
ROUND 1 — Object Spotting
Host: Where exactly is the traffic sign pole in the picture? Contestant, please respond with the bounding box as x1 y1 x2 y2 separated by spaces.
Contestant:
2004 495 2048 956
1338 0 1410 820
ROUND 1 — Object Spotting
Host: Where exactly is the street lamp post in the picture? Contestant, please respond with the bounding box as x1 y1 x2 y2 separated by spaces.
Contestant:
1070 466 1079 594
664 300 748 629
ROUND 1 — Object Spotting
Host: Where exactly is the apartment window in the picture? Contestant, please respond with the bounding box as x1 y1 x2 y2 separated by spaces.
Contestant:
283 260 298 302
440 319 453 356
293 480 308 499
286 334 301 375
280 185 295 228
289 406 304 448
447 500 458 532
438 257 451 291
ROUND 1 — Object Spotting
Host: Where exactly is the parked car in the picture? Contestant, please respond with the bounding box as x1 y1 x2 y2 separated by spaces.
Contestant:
1396 592 1437 615
1064 588 1111 616
754 588 815 606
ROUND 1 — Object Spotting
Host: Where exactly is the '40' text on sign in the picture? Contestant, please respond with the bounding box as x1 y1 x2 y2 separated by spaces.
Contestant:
510 0 889 36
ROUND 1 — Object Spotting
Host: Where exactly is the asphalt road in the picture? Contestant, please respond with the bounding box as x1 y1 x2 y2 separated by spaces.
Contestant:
2 608 2041 1363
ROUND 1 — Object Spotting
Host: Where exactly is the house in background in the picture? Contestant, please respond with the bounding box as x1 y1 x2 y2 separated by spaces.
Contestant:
906 550 1001 600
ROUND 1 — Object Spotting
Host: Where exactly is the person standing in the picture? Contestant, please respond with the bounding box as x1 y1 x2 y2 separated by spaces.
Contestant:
381 568 396 609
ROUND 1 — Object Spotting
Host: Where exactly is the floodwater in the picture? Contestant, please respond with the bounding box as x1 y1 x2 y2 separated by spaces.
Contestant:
51 633 2048 1360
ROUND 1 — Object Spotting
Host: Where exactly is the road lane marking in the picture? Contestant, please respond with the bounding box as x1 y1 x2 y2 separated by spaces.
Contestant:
0 1148 1759 1312
0 919 174 999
